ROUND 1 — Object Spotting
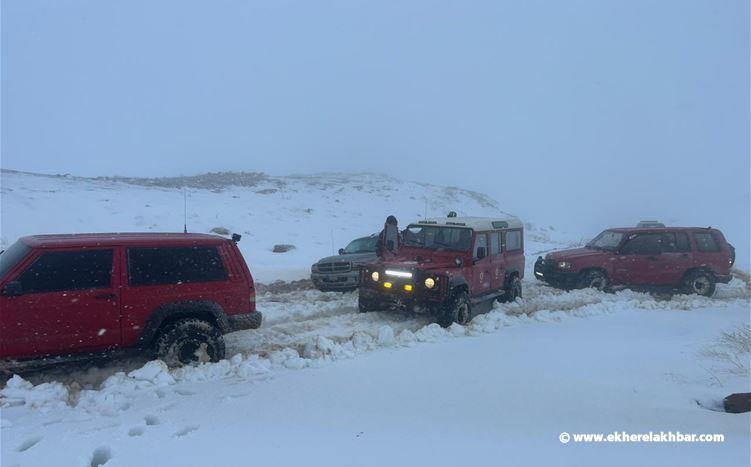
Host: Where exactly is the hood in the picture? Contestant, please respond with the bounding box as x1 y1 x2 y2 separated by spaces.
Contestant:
377 254 459 273
546 247 606 261
316 252 377 265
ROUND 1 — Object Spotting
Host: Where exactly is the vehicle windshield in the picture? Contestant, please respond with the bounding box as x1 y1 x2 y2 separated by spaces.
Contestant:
343 236 377 254
403 225 472 252
586 230 624 250
0 241 31 280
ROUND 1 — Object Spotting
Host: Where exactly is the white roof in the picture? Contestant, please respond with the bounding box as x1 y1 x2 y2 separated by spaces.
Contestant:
413 216 523 231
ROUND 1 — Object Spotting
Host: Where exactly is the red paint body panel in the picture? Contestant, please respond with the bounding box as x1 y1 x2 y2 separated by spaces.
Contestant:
0 233 256 360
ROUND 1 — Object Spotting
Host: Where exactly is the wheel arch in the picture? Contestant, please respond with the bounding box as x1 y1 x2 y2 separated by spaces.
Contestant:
448 276 469 296
138 301 230 348
579 266 609 279
682 267 716 281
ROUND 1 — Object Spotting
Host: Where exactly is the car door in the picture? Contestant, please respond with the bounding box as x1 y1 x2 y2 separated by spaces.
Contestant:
489 231 505 291
613 233 662 285
656 231 693 285
503 229 524 281
471 232 492 295
0 247 121 359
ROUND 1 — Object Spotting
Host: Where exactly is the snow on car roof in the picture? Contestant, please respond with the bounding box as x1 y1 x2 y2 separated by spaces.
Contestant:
413 216 523 231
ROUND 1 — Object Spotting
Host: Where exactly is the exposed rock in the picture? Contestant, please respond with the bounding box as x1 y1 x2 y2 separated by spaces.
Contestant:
210 227 230 236
272 244 296 253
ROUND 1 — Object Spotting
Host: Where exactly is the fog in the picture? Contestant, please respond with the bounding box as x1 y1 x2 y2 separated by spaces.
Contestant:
2 0 749 263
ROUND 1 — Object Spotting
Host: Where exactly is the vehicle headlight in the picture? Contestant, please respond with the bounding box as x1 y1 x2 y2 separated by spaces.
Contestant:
371 271 380 282
557 261 571 270
424 277 436 289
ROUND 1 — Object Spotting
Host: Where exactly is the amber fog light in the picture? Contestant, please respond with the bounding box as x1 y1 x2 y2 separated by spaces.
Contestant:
404 284 414 292
383 282 393 289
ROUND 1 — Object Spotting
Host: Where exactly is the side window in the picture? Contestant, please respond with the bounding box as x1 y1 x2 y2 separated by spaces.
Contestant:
17 249 113 294
473 233 488 259
128 246 228 286
505 230 522 252
694 232 720 252
490 232 501 255
620 233 661 255
661 232 691 253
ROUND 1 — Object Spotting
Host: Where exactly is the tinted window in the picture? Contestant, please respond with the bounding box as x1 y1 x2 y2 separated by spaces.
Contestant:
474 233 488 258
505 230 522 251
661 232 691 253
694 232 720 252
0 241 31 280
344 237 377 254
17 249 113 294
128 246 228 286
490 232 501 255
620 233 661 255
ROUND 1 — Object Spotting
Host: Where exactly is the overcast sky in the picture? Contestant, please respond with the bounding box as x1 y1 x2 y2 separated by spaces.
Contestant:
1 0 749 252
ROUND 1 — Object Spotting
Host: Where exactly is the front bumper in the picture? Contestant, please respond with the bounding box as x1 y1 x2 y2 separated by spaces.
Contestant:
716 274 733 284
227 311 263 331
534 257 579 289
311 271 360 290
359 283 442 311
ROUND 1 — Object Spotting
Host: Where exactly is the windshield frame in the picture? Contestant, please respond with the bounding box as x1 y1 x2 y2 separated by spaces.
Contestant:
402 224 473 252
586 230 625 251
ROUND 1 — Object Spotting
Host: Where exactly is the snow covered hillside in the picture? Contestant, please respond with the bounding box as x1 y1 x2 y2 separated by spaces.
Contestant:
0 169 566 282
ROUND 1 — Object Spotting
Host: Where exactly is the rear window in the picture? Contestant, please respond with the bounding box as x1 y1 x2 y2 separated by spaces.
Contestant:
0 241 31 280
694 232 720 252
17 249 113 294
128 246 228 286
505 230 522 251
661 232 691 253
490 232 501 255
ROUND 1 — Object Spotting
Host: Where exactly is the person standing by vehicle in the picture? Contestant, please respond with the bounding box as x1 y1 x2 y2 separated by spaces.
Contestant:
377 215 400 257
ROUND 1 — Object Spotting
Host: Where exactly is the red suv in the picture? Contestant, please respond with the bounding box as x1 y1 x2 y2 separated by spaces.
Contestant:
534 227 735 296
359 216 525 327
0 233 262 367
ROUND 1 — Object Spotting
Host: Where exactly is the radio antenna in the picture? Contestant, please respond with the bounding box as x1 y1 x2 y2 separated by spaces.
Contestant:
183 188 188 233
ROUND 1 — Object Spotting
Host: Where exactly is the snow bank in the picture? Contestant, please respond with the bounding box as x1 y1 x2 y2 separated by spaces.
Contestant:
4 280 747 415
0 376 69 410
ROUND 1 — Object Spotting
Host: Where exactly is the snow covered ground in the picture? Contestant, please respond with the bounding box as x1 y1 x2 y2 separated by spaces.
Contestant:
1 169 749 466
1 282 749 467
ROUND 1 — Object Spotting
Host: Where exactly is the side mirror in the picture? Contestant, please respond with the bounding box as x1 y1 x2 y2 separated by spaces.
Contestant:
3 281 23 297
475 247 487 261
338 248 345 255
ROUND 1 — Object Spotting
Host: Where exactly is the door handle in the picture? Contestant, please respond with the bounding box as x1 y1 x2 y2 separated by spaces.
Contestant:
94 293 117 300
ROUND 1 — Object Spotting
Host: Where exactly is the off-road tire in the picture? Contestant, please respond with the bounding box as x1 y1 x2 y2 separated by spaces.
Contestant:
499 276 522 303
683 270 716 297
154 318 225 366
438 291 471 328
577 269 609 291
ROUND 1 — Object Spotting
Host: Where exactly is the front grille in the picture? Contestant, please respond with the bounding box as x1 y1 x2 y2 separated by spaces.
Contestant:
317 262 352 273
534 259 557 277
